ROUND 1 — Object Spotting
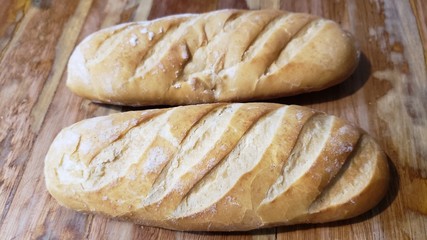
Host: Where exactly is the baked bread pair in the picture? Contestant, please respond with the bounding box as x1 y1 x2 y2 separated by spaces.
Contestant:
44 9 389 231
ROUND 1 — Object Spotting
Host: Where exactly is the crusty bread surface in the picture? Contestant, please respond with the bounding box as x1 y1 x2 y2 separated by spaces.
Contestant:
67 9 359 106
44 103 389 231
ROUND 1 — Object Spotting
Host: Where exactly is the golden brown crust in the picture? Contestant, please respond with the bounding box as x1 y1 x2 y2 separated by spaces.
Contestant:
256 114 361 224
66 10 359 106
44 103 388 231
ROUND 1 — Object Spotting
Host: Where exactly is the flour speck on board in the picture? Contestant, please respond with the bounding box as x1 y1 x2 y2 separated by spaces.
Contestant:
140 28 148 34
143 147 168 173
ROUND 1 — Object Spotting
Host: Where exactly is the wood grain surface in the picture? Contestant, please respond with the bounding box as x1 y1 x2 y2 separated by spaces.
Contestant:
0 0 426 239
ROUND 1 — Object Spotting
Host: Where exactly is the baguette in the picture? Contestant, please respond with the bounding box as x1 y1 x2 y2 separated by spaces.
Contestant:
66 9 359 106
44 103 389 231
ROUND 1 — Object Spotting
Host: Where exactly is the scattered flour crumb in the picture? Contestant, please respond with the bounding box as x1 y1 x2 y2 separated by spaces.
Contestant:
53 130 80 150
174 182 185 194
368 27 376 37
204 205 217 214
140 28 148 34
225 196 240 206
180 44 188 59
173 82 181 89
129 34 138 46
143 147 168 173
159 63 166 72
338 126 352 135
324 164 334 174
206 158 216 169
188 78 196 90
270 163 277 170
79 139 92 155
221 66 237 78
296 111 303 121
148 31 154 41
181 50 188 60
128 173 137 181
102 196 108 201
341 144 353 153
212 51 220 59
103 77 114 94
159 27 163 33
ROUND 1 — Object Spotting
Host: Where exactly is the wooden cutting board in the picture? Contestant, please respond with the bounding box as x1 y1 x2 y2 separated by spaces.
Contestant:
0 0 426 239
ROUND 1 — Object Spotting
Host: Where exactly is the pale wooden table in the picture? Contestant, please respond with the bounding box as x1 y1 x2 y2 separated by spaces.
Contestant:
0 0 426 239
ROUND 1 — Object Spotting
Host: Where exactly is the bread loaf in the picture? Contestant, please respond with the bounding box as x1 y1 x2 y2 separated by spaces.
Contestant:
44 103 389 231
66 9 359 106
